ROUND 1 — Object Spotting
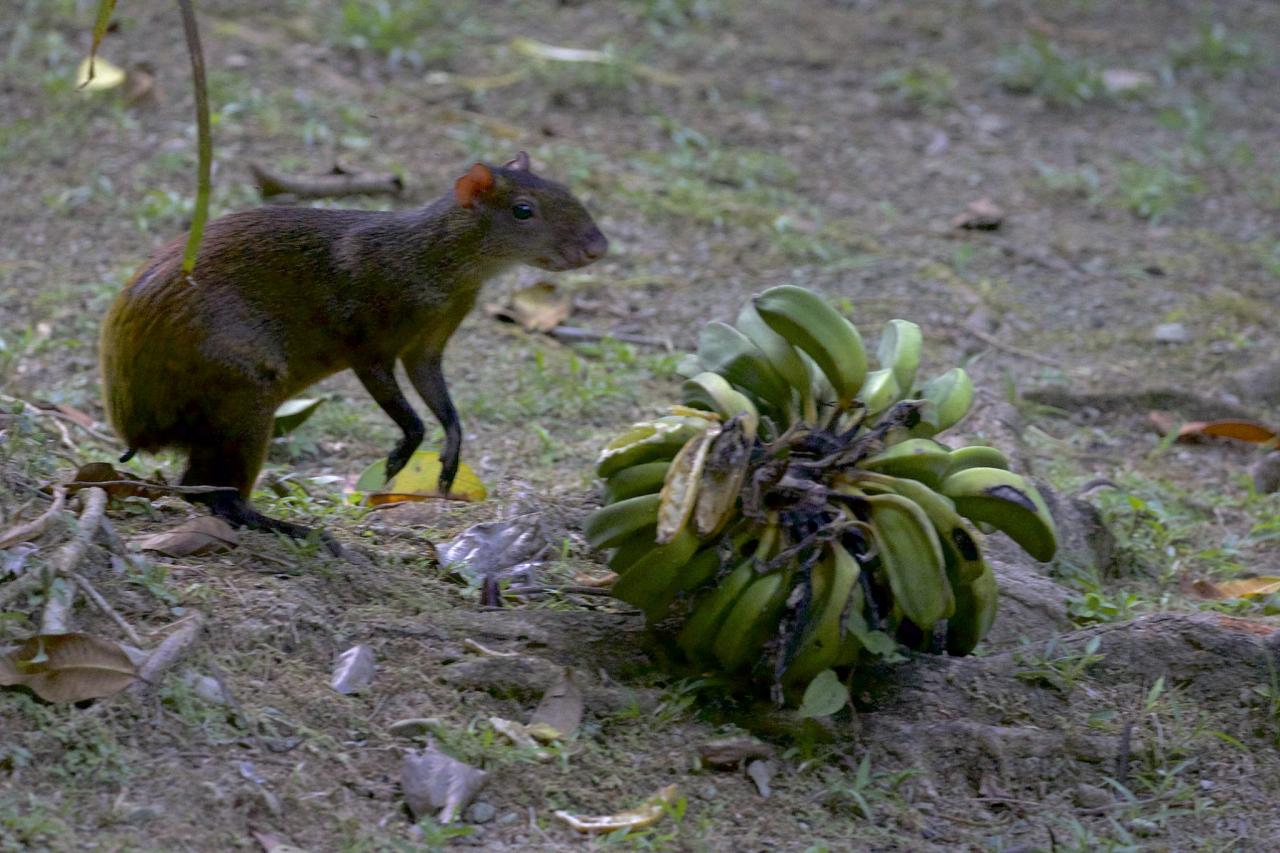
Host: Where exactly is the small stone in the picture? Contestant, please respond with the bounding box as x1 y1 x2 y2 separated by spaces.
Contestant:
191 675 227 705
465 801 497 824
497 811 520 825
1152 322 1191 343
1250 452 1280 495
125 806 162 824
1101 68 1156 95
697 783 719 801
1128 817 1160 837
388 717 443 739
1073 783 1112 809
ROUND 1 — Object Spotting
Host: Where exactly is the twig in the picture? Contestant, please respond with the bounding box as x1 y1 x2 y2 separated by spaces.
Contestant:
250 163 404 200
40 487 108 634
65 479 237 496
69 570 143 646
942 320 1063 368
506 583 618 598
0 484 66 549
548 325 672 350
129 611 205 695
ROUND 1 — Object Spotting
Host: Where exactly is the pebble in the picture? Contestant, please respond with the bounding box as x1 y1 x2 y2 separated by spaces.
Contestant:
466 801 497 824
1152 322 1191 343
1073 783 1112 809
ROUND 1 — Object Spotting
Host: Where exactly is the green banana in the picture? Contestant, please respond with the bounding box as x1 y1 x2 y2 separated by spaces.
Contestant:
583 492 662 550
608 523 659 574
860 438 952 488
656 426 717 544
680 372 761 434
946 562 998 656
939 467 1058 562
596 415 712 479
609 527 702 623
858 368 901 417
782 544 861 685
863 493 954 629
677 520 779 667
876 319 923 392
912 367 973 436
753 285 868 410
711 563 793 673
944 445 1010 478
697 321 795 420
603 461 671 504
736 302 816 422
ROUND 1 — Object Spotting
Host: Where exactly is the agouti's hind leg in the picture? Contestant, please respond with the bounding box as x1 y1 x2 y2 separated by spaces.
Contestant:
182 427 343 556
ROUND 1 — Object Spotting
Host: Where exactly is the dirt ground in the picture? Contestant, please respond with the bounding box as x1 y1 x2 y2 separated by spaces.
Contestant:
2 1 1280 850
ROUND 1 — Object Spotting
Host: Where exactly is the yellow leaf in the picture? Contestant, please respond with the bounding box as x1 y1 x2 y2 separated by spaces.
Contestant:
1213 577 1280 599
355 451 486 503
76 55 126 91
554 784 679 834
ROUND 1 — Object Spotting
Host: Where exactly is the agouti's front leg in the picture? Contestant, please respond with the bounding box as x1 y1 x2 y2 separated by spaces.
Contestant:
352 361 426 483
401 345 462 496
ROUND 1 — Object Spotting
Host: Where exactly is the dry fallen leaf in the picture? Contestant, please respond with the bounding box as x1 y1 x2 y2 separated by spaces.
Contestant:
1192 577 1280 600
484 281 572 332
401 740 489 823
62 462 168 500
952 197 1004 230
528 667 584 741
135 516 240 557
554 784 679 834
1149 411 1278 445
697 736 776 769
0 633 138 703
330 644 375 695
75 55 126 90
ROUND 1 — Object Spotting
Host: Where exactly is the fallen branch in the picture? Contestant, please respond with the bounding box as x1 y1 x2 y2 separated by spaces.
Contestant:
65 479 237 496
0 484 66 549
130 612 205 695
251 163 404 200
70 570 143 646
40 487 108 634
549 325 673 349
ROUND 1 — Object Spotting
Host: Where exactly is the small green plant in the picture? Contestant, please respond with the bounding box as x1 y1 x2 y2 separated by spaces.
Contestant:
636 0 729 32
1172 21 1258 77
877 62 955 111
1014 635 1106 693
820 755 918 821
995 36 1103 107
1112 159 1202 223
330 0 468 69
1033 162 1102 199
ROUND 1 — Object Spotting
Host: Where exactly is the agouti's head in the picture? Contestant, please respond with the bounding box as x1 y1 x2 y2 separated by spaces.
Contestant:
453 152 608 271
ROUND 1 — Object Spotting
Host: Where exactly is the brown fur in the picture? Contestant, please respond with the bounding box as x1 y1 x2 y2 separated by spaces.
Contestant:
100 157 607 545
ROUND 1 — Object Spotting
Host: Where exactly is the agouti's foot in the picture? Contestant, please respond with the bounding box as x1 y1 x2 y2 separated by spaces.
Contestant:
203 492 345 558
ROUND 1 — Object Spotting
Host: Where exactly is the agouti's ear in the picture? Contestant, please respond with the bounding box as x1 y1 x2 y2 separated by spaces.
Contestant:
454 163 495 208
503 151 531 171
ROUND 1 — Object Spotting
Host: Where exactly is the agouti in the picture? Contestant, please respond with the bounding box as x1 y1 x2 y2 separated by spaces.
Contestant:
100 152 607 547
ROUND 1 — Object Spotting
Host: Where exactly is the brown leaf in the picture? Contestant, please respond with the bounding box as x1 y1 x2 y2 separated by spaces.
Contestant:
1150 412 1278 445
62 462 167 500
528 667 584 740
952 197 1004 230
401 740 489 823
134 516 240 557
698 736 776 769
1207 577 1280 600
0 633 138 703
484 281 571 332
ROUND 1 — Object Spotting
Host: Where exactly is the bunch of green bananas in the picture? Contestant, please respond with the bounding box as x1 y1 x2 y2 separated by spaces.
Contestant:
584 285 1057 703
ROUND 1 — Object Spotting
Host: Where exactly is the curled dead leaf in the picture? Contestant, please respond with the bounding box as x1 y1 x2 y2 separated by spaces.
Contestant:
484 281 572 333
528 667 584 741
554 784 679 834
134 516 240 557
401 740 489 823
0 633 138 703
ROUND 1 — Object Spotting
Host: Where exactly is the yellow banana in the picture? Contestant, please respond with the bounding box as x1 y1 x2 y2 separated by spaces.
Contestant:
656 426 718 544
596 415 712 478
753 285 868 410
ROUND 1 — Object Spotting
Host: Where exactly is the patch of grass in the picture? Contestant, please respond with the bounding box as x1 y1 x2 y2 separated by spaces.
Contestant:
1111 159 1201 223
328 0 475 70
0 794 74 853
1014 635 1106 693
633 0 731 32
877 61 955 111
994 36 1103 108
1032 162 1102 199
817 754 918 821
1172 21 1259 78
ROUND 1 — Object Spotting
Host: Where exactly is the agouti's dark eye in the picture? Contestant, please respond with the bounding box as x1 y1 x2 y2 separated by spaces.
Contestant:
512 202 534 221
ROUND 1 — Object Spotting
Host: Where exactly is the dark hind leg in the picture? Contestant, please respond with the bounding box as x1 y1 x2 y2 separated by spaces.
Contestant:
181 421 343 556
